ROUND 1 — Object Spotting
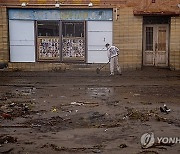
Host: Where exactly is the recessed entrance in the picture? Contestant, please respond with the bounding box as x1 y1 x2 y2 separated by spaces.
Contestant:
143 16 170 67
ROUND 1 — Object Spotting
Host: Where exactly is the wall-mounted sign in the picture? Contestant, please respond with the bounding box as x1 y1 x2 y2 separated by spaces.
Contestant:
9 9 112 21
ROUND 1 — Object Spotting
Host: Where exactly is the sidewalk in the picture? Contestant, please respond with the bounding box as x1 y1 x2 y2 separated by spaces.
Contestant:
0 66 179 77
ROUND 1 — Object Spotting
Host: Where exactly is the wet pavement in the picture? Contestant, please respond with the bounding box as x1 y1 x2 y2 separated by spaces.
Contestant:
0 67 180 154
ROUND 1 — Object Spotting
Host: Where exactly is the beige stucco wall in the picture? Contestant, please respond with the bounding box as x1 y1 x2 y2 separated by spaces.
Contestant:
8 62 67 71
170 17 180 70
113 7 143 70
0 7 8 64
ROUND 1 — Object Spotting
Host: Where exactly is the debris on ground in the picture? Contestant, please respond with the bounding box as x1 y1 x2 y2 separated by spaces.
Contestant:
0 135 17 144
70 101 84 106
0 148 14 154
70 101 99 107
119 143 128 148
160 104 171 114
51 107 57 112
137 150 159 154
106 100 120 106
41 143 104 153
0 124 41 128
1 113 12 119
0 69 179 153
0 100 36 119
124 108 154 122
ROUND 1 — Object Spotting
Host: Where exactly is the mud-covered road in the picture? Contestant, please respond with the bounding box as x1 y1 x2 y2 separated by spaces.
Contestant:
0 68 180 154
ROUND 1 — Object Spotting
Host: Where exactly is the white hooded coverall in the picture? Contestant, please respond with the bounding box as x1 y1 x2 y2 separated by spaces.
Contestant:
107 45 121 75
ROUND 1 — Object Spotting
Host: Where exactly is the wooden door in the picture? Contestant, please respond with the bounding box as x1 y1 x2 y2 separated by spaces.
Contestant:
155 25 169 66
143 25 169 66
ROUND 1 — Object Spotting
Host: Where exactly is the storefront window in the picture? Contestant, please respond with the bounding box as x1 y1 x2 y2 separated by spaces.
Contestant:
62 22 85 62
62 22 84 37
37 21 59 36
146 27 153 51
37 21 60 61
36 21 85 62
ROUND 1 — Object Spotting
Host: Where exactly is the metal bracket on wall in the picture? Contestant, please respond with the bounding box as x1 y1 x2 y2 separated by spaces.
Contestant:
115 7 120 21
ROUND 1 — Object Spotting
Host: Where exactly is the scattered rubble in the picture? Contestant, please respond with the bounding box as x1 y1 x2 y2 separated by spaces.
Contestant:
0 70 179 153
124 108 155 122
0 135 17 144
160 104 171 114
119 143 128 148
0 100 36 119
41 143 104 153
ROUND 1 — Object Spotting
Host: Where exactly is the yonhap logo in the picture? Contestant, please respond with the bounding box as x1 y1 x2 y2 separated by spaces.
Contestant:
141 132 155 148
141 132 180 148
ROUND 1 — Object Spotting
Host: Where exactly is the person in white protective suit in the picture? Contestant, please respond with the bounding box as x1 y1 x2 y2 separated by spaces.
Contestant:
105 43 122 76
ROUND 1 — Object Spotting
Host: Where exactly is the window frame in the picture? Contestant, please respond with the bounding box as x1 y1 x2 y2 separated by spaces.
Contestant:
61 20 86 63
35 20 86 63
35 20 61 62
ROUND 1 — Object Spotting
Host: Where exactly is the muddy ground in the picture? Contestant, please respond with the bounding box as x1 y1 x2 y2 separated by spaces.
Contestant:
0 67 180 154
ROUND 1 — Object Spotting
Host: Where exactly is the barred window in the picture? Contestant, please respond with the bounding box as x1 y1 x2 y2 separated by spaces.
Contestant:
37 21 59 36
62 22 84 37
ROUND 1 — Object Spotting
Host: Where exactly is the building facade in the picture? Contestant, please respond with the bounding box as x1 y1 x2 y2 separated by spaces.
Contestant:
0 0 180 71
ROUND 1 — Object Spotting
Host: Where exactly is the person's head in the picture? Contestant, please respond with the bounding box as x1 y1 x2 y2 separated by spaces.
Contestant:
105 43 110 48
